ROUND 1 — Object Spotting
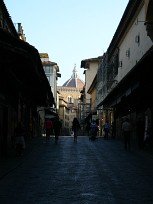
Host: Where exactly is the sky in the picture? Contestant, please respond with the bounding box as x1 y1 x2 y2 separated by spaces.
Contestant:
4 0 129 86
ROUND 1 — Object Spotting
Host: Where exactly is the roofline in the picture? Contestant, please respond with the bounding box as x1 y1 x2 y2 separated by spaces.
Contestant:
80 56 102 69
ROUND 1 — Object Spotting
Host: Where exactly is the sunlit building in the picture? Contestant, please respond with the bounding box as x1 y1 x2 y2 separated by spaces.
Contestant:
57 65 84 134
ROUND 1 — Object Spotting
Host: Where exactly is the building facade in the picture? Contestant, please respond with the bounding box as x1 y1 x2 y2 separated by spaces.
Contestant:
57 65 84 134
0 1 54 156
40 53 60 107
38 53 61 128
81 0 153 142
80 57 101 125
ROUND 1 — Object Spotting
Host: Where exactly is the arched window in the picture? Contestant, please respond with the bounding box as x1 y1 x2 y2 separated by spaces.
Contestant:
67 96 72 103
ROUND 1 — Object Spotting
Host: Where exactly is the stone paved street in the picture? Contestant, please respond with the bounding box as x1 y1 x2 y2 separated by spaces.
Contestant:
0 136 153 204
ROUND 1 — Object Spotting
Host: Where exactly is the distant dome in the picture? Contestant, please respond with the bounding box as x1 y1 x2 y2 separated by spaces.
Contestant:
63 65 84 89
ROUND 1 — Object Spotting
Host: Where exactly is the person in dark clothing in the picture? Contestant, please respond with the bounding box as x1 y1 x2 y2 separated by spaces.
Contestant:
53 117 62 143
122 118 131 150
72 117 81 142
103 120 110 139
44 118 53 143
89 120 99 140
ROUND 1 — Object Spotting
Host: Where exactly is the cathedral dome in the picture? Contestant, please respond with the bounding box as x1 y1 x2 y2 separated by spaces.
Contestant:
62 65 85 89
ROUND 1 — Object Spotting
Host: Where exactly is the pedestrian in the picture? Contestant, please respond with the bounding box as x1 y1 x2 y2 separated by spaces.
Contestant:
72 117 81 142
44 118 53 143
53 117 62 143
103 120 110 139
89 120 98 140
86 121 91 136
14 122 26 156
122 117 131 150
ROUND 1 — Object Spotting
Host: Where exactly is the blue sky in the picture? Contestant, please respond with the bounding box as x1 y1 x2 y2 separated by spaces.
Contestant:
4 0 129 86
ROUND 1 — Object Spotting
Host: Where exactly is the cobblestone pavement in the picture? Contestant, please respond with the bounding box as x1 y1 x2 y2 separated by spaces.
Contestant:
0 136 153 204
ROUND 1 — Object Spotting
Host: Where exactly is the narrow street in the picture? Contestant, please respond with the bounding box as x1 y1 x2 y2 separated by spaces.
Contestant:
0 136 153 204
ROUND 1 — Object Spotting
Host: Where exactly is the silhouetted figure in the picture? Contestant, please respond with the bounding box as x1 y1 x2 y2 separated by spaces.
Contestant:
72 117 81 142
103 120 110 139
89 120 98 141
122 118 131 150
44 118 53 143
53 117 62 143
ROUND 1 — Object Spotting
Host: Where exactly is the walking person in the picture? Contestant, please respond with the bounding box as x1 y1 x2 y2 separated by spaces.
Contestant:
53 117 62 143
72 117 81 142
89 120 99 141
122 117 131 150
103 120 110 139
44 118 53 143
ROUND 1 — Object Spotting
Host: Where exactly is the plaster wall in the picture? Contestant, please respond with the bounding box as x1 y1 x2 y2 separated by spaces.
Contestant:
118 5 153 81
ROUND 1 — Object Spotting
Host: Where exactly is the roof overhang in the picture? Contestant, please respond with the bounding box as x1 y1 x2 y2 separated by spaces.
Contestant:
0 28 54 106
97 45 153 108
80 57 101 69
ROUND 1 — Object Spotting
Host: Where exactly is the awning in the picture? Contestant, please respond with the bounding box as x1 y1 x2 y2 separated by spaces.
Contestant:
45 108 58 119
